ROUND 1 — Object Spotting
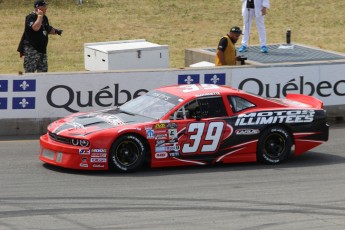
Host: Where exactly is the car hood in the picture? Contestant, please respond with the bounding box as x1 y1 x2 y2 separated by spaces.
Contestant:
49 108 155 136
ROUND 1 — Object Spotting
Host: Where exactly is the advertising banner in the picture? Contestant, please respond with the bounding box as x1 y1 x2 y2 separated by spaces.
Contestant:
0 70 230 119
1 63 344 119
232 64 345 106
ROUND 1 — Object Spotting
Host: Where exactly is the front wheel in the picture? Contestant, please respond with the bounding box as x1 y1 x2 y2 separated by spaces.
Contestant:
257 126 293 164
109 135 147 172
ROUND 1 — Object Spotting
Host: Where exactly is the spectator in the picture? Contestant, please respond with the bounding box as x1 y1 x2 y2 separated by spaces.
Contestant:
238 0 270 53
215 26 242 66
17 1 63 73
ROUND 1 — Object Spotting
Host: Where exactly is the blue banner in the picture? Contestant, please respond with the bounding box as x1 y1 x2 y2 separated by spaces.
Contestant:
178 74 200 84
0 80 8 92
0 98 7 109
12 97 36 109
13 80 36 92
204 73 226 85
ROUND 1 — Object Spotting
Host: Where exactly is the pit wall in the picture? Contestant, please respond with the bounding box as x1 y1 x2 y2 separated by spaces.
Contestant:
1 62 344 136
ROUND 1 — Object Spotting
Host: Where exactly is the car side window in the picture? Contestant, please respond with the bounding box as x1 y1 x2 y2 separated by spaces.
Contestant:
198 97 227 118
171 99 202 120
228 96 255 113
170 97 227 120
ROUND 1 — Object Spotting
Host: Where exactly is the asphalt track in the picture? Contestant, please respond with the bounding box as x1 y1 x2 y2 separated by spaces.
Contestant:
0 124 345 230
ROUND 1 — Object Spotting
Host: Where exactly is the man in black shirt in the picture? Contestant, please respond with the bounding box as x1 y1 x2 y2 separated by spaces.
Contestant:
18 1 63 73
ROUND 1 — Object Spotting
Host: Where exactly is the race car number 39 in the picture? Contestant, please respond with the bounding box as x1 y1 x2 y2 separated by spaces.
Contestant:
182 121 225 154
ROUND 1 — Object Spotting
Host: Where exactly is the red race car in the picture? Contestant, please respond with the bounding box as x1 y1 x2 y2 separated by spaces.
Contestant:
40 84 329 172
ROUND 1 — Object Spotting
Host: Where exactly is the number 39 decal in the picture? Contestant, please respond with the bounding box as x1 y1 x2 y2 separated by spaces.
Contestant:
182 121 225 154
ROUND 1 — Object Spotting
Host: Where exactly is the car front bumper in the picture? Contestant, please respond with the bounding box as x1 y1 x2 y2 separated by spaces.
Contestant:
39 134 108 170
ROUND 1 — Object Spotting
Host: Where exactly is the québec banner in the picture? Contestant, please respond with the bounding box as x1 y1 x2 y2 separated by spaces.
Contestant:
0 63 344 119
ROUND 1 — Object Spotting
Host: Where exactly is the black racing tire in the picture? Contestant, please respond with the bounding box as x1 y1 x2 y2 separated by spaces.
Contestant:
109 134 147 173
257 126 293 164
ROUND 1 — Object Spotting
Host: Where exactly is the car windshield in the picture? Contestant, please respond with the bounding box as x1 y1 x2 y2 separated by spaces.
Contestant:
119 90 182 120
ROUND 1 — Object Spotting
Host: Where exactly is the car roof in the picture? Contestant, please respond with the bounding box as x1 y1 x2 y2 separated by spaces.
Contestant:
156 84 242 100
155 84 294 110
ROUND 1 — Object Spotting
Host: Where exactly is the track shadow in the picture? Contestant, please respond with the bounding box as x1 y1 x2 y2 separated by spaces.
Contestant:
41 150 345 177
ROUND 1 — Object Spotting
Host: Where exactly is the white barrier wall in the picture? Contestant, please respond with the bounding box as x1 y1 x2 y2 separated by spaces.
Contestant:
232 64 345 106
0 62 344 121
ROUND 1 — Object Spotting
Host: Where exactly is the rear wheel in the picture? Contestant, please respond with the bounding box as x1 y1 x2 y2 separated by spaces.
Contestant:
257 126 292 164
109 135 147 172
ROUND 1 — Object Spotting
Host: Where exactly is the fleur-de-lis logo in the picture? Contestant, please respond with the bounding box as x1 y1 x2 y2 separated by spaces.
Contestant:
184 76 194 84
210 75 220 84
19 98 29 108
20 81 30 90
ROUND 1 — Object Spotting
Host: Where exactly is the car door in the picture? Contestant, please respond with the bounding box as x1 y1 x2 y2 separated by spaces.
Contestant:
169 96 232 162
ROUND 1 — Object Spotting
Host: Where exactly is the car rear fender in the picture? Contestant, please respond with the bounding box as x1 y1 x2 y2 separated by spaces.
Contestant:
286 94 323 109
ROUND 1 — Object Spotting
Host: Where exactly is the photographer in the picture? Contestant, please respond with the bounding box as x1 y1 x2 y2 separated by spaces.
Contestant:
215 26 243 66
17 1 63 73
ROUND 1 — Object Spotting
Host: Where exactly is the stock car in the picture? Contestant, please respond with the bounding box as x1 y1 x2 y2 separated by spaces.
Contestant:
40 84 329 172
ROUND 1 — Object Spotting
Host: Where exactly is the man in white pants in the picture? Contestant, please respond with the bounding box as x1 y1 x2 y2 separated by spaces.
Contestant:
239 0 270 53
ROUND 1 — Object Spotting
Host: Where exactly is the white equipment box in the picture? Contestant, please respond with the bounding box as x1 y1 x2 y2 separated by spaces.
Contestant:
84 39 169 71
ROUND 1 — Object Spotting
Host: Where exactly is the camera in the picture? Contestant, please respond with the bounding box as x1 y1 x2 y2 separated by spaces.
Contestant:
55 29 63 36
237 55 247 65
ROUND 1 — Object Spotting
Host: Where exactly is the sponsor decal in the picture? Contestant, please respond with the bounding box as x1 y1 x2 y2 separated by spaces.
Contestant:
91 148 107 153
168 129 177 139
155 145 180 153
235 110 315 126
178 74 200 84
96 114 124 126
169 151 179 157
204 73 226 85
66 121 85 129
195 92 221 97
154 123 166 129
91 153 107 158
155 134 168 140
168 138 178 143
156 139 165 146
235 129 260 135
154 130 168 134
155 152 168 159
79 149 91 155
82 157 88 162
146 129 154 139
80 163 88 167
149 92 171 101
93 164 105 168
90 158 107 163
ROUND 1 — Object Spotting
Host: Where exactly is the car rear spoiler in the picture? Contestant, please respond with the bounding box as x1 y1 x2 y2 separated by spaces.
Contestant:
286 94 323 109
